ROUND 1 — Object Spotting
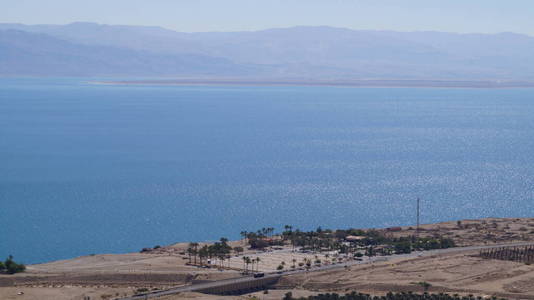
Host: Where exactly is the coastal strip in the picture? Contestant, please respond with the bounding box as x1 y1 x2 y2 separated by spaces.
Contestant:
91 79 534 89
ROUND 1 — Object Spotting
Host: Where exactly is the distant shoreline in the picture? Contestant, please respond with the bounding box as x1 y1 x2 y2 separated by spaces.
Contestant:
92 79 534 89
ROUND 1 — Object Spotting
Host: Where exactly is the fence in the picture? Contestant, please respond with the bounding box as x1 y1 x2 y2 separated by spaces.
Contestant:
479 245 534 263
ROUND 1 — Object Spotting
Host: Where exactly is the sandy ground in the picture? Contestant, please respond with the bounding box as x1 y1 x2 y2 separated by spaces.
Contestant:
279 250 534 299
157 289 318 300
210 251 344 272
0 286 132 300
381 218 534 247
2 218 534 300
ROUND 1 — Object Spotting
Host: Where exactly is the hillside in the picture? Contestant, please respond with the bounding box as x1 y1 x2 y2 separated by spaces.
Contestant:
2 23 534 79
0 30 253 76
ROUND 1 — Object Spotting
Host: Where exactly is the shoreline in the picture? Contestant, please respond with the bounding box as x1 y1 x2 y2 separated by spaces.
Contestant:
24 217 533 266
3 217 534 300
91 79 534 89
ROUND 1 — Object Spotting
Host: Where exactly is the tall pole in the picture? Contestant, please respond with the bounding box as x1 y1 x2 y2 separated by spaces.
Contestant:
416 197 420 237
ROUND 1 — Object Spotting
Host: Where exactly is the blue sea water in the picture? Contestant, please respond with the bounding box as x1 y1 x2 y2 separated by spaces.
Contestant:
1 78 534 264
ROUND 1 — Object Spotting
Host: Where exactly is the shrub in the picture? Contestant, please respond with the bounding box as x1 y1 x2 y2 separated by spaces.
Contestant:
281 291 500 300
2 256 25 274
135 288 149 294
249 239 269 249
417 281 432 291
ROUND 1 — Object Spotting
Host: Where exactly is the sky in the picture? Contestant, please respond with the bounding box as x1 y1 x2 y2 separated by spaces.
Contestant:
2 0 534 35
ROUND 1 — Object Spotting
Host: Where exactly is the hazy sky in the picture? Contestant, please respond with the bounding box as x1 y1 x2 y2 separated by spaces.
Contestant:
2 0 534 35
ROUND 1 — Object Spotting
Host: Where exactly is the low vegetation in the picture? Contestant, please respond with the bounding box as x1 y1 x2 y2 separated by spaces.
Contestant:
179 225 456 272
0 255 26 274
241 225 455 256
282 291 507 300
186 238 233 267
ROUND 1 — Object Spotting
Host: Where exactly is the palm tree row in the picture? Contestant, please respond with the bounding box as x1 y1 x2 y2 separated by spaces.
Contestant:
242 225 454 255
186 238 232 267
241 256 261 273
480 245 534 263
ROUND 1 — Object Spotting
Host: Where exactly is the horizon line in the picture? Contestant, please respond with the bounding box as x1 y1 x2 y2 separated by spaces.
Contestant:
2 21 533 37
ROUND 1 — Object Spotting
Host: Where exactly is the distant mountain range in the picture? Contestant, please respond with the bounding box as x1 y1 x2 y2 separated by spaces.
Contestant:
2 22 534 79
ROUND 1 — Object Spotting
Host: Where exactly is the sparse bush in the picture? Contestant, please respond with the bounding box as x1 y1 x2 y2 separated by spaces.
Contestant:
280 291 504 300
135 288 149 294
1 256 25 274
416 281 432 291
283 292 293 300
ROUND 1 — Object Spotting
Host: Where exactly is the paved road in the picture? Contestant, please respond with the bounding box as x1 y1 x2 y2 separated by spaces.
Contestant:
118 241 534 300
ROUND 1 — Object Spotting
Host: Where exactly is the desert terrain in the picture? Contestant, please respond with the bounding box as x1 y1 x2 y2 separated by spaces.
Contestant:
2 218 534 300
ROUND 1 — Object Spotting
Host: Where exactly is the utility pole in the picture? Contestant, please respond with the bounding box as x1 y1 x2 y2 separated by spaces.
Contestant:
416 197 420 237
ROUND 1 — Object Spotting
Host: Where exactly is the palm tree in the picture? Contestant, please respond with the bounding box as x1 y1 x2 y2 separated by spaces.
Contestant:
199 245 209 266
217 254 223 268
186 247 193 264
255 257 261 272
284 225 293 233
189 242 199 265
245 256 252 273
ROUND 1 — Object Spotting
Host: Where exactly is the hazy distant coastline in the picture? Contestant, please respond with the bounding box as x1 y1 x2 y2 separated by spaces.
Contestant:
4 23 534 79
94 79 534 88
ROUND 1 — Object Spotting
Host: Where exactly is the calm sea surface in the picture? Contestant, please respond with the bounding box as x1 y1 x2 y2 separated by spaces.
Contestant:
1 78 534 264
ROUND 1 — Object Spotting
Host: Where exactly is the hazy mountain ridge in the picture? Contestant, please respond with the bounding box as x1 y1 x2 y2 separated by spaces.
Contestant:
2 22 534 79
0 29 255 76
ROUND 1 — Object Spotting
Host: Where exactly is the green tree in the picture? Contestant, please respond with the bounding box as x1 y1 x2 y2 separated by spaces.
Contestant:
255 257 261 272
240 231 248 242
245 256 252 272
417 281 432 291
198 245 209 266
189 242 199 265
233 246 244 256
3 256 25 274
283 292 293 300
242 256 253 273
